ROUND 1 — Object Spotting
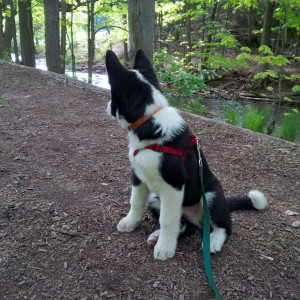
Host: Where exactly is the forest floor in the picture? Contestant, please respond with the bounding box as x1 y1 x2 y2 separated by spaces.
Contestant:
0 60 299 300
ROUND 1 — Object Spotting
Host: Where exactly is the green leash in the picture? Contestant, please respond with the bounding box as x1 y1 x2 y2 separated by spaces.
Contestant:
196 138 223 300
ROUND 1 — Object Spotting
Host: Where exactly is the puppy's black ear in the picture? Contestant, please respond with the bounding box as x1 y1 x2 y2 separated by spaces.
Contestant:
133 49 160 90
106 50 128 85
133 49 153 71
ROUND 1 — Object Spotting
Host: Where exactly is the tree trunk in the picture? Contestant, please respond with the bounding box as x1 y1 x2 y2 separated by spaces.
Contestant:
295 30 300 57
123 41 129 61
43 0 61 73
60 0 67 74
127 0 155 64
70 0 76 78
11 0 19 63
0 3 4 59
184 0 192 64
261 0 275 48
18 0 35 67
87 0 95 84
4 0 14 60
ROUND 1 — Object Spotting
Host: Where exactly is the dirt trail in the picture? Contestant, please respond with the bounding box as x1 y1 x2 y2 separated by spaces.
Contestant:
0 61 299 300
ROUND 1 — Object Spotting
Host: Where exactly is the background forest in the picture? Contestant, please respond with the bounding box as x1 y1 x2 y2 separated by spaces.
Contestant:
0 0 300 141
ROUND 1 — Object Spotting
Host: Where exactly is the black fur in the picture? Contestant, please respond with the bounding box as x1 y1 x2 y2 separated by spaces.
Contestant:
106 49 266 256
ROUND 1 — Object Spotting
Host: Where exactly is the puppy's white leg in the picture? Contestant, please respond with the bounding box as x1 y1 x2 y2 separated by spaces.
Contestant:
117 183 149 232
154 185 184 261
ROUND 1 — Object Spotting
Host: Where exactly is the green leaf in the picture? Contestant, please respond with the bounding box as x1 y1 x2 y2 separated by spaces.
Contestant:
272 55 290 67
258 45 273 55
240 46 251 52
291 85 300 93
254 70 278 80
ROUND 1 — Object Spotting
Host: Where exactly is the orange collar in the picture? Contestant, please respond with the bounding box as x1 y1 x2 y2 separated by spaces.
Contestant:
128 108 163 131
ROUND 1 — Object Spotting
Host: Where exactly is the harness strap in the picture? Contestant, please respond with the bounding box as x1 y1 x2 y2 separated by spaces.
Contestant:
133 133 197 162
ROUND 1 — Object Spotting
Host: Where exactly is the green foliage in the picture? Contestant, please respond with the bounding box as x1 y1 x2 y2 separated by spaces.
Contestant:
154 49 208 115
254 70 278 80
224 104 241 126
241 106 270 133
280 110 300 142
291 85 300 93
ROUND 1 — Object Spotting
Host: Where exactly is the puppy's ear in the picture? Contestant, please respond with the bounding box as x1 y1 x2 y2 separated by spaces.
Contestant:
134 49 154 71
133 49 160 90
106 50 128 85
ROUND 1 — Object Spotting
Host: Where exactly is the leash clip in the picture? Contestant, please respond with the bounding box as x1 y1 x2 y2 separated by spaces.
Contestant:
195 137 202 167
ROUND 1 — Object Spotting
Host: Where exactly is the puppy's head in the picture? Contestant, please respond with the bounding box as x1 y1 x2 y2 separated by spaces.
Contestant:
105 50 162 129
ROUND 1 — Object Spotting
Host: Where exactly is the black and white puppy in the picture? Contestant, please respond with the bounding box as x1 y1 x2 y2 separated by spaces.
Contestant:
105 49 267 261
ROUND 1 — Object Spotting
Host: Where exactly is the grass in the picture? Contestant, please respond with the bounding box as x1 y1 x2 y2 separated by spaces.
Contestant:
0 95 6 108
224 104 241 126
280 110 300 142
241 105 270 133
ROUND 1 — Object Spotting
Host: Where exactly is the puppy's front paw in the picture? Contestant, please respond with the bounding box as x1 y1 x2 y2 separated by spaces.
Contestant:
154 239 176 261
117 215 140 232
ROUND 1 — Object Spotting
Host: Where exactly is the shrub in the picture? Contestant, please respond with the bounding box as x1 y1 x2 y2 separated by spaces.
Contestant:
242 105 270 133
154 49 208 115
224 104 241 126
280 110 300 142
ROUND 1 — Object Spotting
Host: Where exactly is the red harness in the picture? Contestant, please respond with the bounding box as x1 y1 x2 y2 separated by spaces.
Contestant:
133 133 197 162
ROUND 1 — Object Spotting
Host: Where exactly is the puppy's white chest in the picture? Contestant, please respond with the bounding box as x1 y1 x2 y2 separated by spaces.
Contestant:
129 149 162 194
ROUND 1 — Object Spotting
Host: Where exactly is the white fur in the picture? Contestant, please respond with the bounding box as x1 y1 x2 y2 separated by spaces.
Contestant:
117 183 149 232
147 229 160 246
202 226 227 253
154 184 184 260
110 70 191 260
209 227 227 253
201 192 216 209
248 190 268 210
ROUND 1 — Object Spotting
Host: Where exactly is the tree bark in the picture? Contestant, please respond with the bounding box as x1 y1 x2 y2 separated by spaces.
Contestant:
261 0 275 48
4 0 14 60
127 0 155 64
60 0 67 74
11 0 19 63
0 3 4 59
87 0 95 84
18 0 35 67
43 0 61 73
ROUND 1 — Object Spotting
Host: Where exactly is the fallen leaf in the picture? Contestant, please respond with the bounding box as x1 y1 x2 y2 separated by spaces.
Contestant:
291 221 300 228
260 254 274 261
284 209 298 216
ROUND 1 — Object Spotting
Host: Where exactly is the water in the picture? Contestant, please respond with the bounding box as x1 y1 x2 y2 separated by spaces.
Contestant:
33 58 295 129
35 58 110 90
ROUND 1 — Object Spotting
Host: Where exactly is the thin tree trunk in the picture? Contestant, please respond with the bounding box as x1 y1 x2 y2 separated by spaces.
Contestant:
18 0 35 67
11 0 19 63
0 4 4 59
60 0 67 74
184 0 192 64
4 0 14 60
295 30 300 57
87 0 95 84
70 0 76 78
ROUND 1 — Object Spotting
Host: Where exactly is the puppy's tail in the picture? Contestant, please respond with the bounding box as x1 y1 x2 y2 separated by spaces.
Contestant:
226 190 268 212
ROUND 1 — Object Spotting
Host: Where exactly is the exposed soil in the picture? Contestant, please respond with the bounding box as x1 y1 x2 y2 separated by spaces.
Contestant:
0 60 299 300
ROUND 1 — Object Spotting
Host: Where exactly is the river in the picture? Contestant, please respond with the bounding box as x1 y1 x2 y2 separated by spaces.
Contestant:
34 58 292 127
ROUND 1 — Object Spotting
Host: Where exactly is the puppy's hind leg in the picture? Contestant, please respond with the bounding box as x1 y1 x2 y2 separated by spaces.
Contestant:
154 185 184 261
117 181 149 232
203 190 232 253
